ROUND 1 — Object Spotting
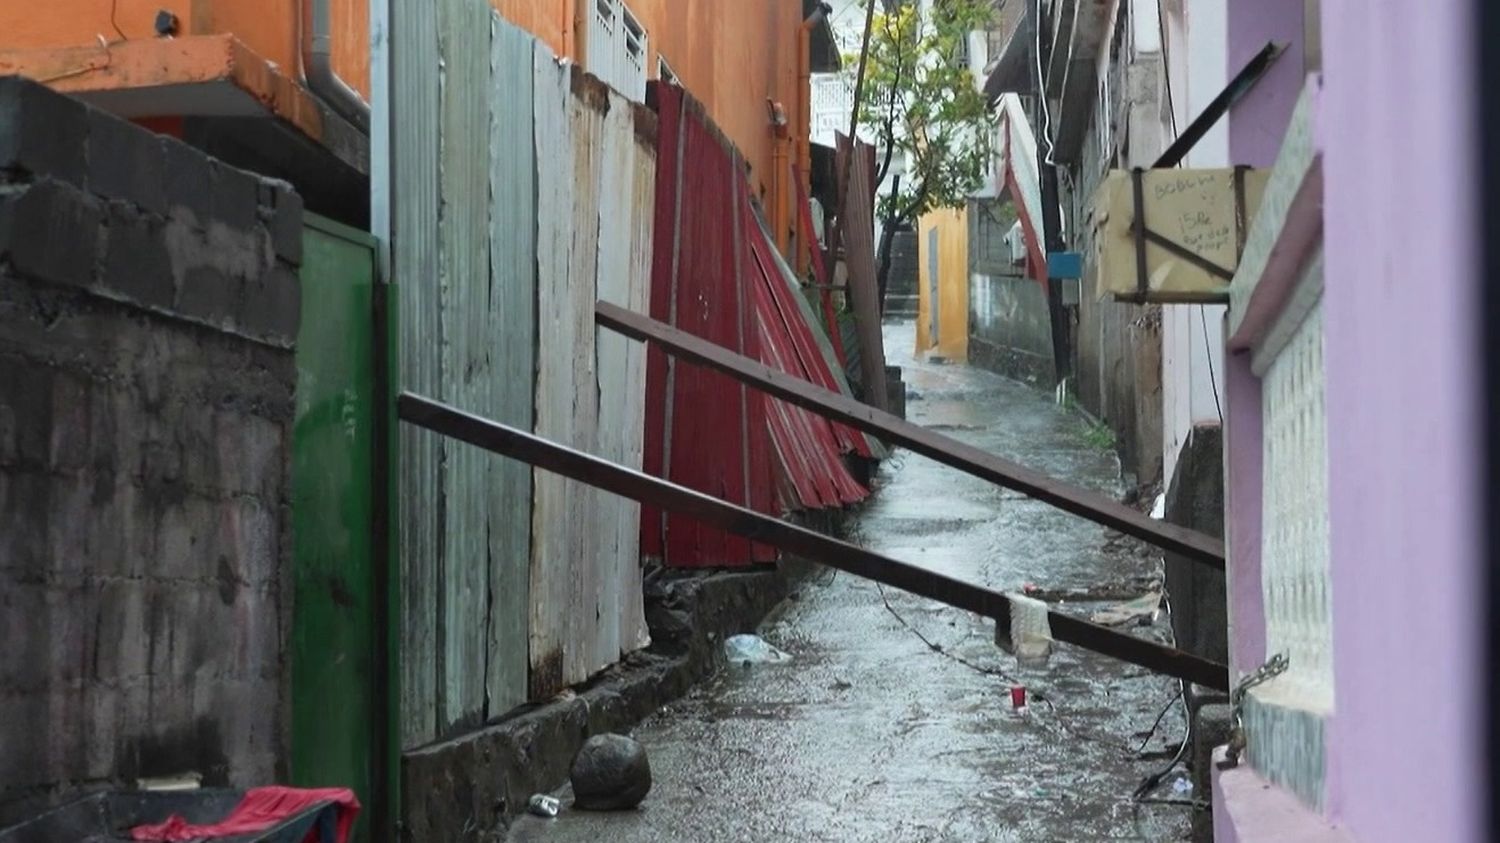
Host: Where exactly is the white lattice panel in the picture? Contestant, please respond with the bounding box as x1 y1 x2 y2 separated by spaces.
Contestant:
1260 299 1333 708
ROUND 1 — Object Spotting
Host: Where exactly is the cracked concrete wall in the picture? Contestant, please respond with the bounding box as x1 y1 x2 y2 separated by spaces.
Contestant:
0 77 303 825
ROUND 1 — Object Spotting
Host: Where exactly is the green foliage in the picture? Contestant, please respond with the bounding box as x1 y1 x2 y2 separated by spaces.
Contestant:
848 0 996 226
1081 419 1117 453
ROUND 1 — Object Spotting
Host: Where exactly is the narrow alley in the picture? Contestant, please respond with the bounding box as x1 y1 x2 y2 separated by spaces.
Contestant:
1 0 1486 840
510 322 1192 842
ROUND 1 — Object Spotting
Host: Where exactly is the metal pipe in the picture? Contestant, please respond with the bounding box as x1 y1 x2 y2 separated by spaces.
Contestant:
302 0 370 133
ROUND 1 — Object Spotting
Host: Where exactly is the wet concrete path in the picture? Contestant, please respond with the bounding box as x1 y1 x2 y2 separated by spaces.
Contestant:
511 321 1192 842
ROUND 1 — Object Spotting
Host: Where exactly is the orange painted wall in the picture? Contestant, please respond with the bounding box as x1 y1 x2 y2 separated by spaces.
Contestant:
492 0 805 229
0 1 800 235
0 0 370 97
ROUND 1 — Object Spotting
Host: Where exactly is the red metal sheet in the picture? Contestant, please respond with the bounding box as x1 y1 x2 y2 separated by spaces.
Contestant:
643 82 866 567
746 216 873 461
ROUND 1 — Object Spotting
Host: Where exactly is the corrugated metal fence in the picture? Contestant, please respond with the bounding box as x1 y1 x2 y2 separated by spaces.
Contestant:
386 4 868 748
643 85 870 568
390 7 654 747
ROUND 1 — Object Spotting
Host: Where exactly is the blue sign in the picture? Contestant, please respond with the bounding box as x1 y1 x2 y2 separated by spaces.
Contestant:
1047 251 1083 280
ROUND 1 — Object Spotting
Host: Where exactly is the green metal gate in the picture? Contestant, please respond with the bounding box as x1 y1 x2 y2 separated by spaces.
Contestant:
290 214 392 840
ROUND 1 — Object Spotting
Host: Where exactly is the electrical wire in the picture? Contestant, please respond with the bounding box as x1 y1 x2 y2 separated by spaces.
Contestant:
1200 305 1224 423
109 0 129 43
1033 0 1057 164
871 578 1175 759
1130 686 1184 755
1131 591 1193 802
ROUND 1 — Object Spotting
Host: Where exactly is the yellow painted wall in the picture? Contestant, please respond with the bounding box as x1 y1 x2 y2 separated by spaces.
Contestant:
916 208 970 361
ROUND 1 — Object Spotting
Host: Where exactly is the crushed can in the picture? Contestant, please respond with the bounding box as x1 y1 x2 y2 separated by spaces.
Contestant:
527 794 561 818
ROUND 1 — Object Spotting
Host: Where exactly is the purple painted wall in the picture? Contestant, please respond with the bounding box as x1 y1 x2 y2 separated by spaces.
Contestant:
1319 1 1481 840
1220 0 1482 839
1227 0 1303 166
1222 350 1265 676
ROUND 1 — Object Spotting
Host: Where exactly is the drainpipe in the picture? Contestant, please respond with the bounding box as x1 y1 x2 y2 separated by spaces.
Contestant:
302 0 370 134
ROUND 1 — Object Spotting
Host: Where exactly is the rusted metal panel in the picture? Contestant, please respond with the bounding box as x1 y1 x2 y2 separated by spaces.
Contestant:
485 11 536 717
751 200 882 459
748 201 875 462
837 134 890 412
746 205 867 511
596 302 1228 570
436 0 493 733
642 83 864 563
642 84 771 567
391 0 441 748
397 392 1230 691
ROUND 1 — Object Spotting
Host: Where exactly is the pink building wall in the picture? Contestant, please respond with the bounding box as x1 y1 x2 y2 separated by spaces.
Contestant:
1219 0 1482 840
1319 0 1480 839
1226 0 1302 167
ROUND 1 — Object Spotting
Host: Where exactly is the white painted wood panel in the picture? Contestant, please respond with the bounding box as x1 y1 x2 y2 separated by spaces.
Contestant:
529 50 575 696
562 85 605 684
486 12 537 717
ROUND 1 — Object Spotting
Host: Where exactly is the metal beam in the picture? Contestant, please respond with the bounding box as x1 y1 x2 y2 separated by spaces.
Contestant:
397 392 1230 691
594 301 1226 569
1153 42 1284 169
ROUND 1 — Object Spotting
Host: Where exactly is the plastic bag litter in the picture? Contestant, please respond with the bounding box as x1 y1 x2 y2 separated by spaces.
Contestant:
723 634 791 665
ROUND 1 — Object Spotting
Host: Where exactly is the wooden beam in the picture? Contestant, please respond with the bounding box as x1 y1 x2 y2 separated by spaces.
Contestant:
397 392 1231 691
594 301 1227 569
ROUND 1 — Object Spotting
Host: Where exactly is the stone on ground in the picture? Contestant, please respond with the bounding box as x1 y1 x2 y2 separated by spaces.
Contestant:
570 733 652 811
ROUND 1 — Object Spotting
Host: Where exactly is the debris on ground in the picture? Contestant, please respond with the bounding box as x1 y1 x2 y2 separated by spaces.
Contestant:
723 634 791 666
570 734 653 811
1089 592 1163 627
528 794 562 818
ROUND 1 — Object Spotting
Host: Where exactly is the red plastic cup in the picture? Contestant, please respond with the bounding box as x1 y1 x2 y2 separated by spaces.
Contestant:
1010 686 1026 708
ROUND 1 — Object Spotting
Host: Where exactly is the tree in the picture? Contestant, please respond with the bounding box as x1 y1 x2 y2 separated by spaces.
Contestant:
850 0 995 309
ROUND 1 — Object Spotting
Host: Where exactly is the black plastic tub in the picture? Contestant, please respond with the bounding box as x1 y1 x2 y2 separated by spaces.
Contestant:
0 789 338 843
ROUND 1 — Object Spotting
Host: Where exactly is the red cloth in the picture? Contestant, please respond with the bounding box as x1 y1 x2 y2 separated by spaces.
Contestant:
130 786 360 843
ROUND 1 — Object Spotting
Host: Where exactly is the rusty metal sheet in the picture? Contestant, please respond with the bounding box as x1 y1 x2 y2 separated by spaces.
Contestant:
397 392 1230 691
643 84 865 563
750 200 883 459
641 83 771 567
837 134 890 412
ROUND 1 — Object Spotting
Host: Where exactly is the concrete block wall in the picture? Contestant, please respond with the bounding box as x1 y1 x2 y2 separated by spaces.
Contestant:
0 76 303 825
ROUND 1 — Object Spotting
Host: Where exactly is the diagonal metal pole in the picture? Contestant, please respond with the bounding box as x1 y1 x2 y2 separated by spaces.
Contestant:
595 300 1226 569
397 391 1229 690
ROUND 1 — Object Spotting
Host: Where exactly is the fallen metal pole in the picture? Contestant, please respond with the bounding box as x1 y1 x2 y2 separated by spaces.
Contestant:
397 392 1230 691
594 301 1226 570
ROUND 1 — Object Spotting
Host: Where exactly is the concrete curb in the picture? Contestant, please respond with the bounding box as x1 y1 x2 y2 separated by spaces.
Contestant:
399 558 819 841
